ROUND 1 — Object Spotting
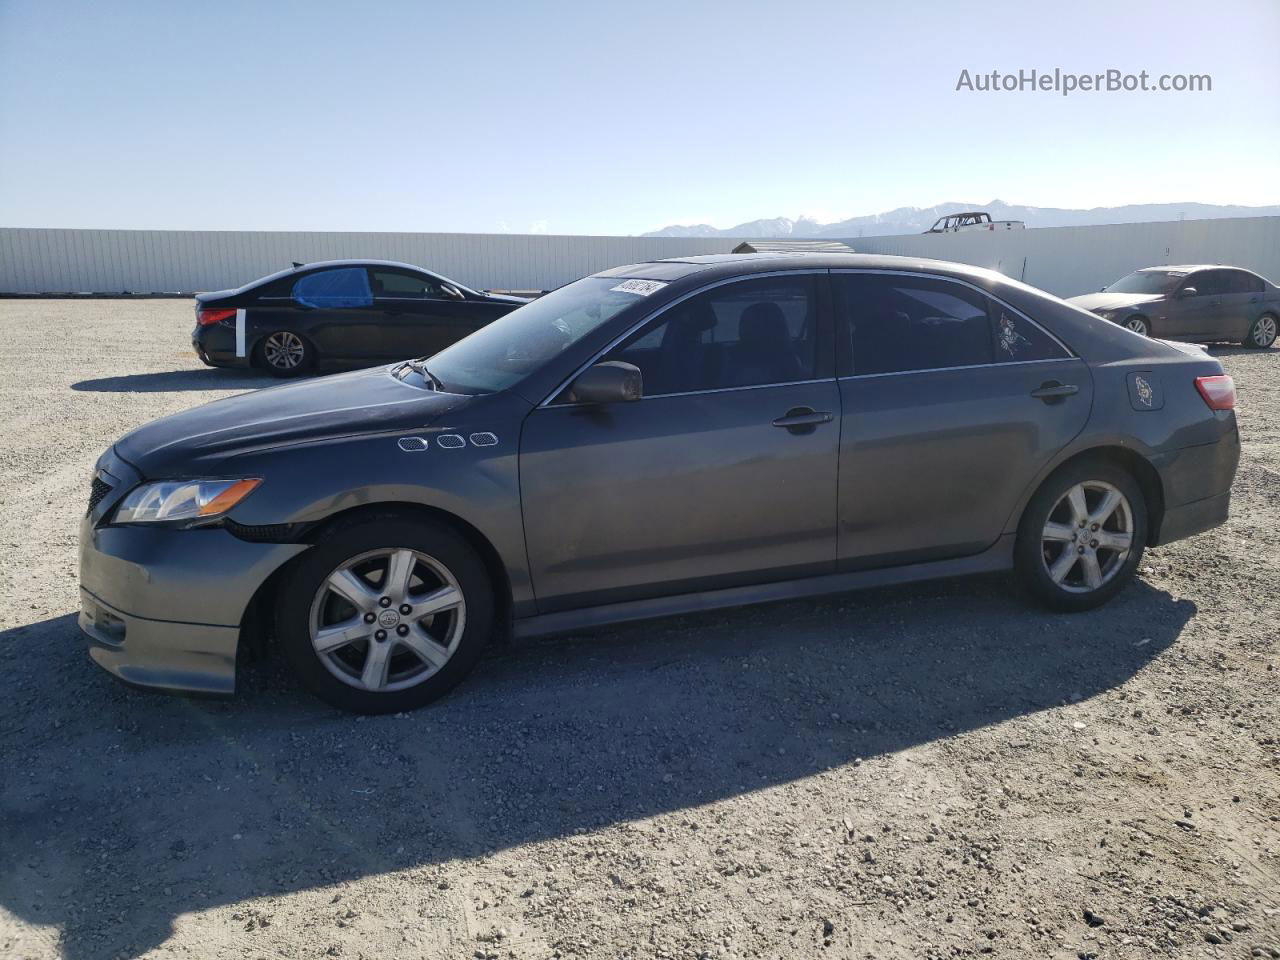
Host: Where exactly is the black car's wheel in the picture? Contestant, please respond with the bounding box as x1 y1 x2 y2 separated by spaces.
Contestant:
276 517 494 713
1015 459 1147 612
257 330 314 377
1243 313 1278 349
1123 315 1150 337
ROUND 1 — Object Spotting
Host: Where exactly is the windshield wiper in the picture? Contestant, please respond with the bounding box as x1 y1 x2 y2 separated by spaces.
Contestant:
405 359 445 391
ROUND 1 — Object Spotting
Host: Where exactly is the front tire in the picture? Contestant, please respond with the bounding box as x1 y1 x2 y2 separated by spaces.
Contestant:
1015 459 1147 612
1123 315 1150 337
257 330 314 377
1243 313 1277 349
276 517 494 713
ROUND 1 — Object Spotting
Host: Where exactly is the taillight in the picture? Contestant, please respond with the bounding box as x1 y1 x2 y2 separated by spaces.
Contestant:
1194 375 1236 411
197 307 236 327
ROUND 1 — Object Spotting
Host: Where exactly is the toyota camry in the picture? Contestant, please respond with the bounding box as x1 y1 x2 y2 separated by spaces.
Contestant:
81 253 1240 713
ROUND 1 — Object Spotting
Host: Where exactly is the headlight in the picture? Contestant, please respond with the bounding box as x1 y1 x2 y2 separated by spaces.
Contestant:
113 478 262 525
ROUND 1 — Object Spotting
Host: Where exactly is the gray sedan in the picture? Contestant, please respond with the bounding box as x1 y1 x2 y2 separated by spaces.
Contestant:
80 253 1240 713
1069 264 1279 347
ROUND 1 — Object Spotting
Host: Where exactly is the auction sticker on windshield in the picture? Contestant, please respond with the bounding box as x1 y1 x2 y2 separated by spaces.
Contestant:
611 279 668 296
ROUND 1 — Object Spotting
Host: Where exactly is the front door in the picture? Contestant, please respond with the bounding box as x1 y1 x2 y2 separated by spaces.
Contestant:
519 274 840 612
831 271 1093 570
1167 270 1226 339
369 268 488 359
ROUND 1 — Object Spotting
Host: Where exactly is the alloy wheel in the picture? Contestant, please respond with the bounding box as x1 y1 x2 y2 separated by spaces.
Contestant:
263 331 306 370
1040 481 1134 593
308 548 466 692
1254 314 1277 347
1125 317 1149 336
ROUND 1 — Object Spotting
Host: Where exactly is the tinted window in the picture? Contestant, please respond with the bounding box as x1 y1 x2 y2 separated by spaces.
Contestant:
372 270 441 299
1186 270 1228 296
292 268 373 308
1226 271 1263 294
605 276 823 396
835 274 993 375
989 304 1068 363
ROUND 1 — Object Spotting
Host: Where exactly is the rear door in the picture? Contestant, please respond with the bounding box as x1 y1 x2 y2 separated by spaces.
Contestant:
1217 270 1264 341
519 273 840 611
287 266 383 360
832 271 1092 570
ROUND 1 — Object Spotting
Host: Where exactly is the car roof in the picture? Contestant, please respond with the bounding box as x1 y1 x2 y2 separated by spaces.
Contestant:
597 251 1029 286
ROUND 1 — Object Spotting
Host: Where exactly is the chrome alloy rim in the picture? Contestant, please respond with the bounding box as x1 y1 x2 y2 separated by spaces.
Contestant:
263 331 306 369
1124 316 1148 335
1254 314 1277 346
309 548 466 692
1040 481 1134 593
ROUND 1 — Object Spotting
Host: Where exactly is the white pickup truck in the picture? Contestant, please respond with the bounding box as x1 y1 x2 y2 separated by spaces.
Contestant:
925 211 1025 234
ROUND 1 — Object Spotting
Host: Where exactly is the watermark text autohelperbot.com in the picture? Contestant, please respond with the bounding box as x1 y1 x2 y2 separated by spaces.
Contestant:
956 68 1211 96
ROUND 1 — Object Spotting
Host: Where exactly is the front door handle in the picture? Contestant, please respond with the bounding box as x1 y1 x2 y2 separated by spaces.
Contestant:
1030 381 1079 404
772 407 833 434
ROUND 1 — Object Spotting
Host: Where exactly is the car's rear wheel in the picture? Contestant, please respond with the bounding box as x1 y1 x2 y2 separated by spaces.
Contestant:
276 517 493 713
1015 460 1147 612
1243 312 1277 349
257 330 314 377
1124 315 1150 337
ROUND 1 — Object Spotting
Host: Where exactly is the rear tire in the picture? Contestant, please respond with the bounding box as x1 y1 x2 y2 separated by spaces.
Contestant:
256 330 314 377
1243 313 1277 349
1015 459 1147 612
276 517 494 713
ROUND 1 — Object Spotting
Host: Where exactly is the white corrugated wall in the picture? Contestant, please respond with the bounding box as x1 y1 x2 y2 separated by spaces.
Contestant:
2 217 1278 298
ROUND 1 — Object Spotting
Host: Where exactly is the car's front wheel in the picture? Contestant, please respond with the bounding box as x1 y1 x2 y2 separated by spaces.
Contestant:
276 516 494 713
1123 315 1150 337
257 330 314 377
1015 460 1147 612
1243 313 1278 349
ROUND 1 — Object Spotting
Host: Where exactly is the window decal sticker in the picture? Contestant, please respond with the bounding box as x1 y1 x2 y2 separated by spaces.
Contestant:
610 279 668 297
997 312 1031 357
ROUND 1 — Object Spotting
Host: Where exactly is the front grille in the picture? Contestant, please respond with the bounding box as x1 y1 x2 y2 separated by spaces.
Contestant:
87 476 112 515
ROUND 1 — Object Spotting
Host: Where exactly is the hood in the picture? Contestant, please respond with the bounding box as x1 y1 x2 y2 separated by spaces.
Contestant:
1066 292 1164 312
115 365 469 477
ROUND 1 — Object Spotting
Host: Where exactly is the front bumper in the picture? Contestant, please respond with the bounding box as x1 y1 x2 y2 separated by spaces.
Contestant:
79 471 307 693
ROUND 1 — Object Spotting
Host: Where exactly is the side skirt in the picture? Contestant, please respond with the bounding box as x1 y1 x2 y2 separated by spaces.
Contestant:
513 535 1015 640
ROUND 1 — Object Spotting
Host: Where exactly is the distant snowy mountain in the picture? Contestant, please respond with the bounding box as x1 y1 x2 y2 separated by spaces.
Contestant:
643 200 1280 238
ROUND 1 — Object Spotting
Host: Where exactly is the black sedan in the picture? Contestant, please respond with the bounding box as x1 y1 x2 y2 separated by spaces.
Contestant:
83 253 1239 713
192 259 530 376
1068 265 1279 348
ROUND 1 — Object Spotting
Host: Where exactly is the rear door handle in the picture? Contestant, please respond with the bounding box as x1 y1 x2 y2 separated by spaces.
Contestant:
772 407 833 434
1030 381 1079 404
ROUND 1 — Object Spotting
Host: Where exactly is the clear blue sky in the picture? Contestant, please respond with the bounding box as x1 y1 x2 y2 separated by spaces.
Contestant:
1 0 1277 235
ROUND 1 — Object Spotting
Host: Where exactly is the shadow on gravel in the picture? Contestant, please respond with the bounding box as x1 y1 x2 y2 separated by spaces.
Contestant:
0 578 1194 959
70 368 283 393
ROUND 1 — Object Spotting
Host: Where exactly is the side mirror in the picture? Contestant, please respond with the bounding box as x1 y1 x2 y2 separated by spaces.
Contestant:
570 361 642 404
441 283 465 301
1177 286 1198 299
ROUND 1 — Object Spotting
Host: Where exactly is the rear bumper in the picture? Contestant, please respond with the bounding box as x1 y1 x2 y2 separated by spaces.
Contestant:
1150 421 1240 546
192 325 248 368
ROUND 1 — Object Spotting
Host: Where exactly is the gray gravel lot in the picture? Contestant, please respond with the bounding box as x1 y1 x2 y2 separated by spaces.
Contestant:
1 299 1278 960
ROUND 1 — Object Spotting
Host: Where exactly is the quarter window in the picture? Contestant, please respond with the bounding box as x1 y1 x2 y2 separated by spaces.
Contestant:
604 276 825 396
292 268 373 308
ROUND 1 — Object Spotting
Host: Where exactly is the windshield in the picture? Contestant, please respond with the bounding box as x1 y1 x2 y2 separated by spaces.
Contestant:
419 276 651 394
1107 270 1184 295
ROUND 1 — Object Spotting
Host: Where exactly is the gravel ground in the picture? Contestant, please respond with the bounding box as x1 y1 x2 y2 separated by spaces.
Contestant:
1 299 1278 960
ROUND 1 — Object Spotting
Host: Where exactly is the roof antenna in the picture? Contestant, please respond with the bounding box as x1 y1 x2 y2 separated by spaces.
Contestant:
291 261 304 269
